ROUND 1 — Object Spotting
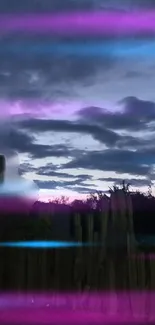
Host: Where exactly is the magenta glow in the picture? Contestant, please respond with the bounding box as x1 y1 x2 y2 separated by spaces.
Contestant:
1 11 155 36
0 291 154 324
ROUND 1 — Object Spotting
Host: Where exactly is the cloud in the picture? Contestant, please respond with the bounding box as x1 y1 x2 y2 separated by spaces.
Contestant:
0 0 100 13
60 150 151 176
1 127 78 159
20 162 94 193
2 95 155 183
20 162 92 181
0 1 121 106
19 162 36 175
0 0 155 195
98 177 151 187
0 33 115 104
16 95 155 151
78 96 155 132
135 0 155 8
1 1 152 109
36 179 94 190
0 49 113 100
65 186 98 194
10 95 155 179
35 167 92 181
17 117 120 147
0 0 154 13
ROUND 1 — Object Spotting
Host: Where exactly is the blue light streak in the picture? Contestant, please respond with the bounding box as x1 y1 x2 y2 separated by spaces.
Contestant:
0 240 98 248
0 40 154 57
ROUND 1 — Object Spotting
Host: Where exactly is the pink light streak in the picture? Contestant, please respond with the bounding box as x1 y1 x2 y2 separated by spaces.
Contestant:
0 100 81 119
0 11 155 36
0 291 154 324
0 100 44 119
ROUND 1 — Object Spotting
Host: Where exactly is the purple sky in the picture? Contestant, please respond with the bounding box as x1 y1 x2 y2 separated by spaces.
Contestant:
0 0 155 201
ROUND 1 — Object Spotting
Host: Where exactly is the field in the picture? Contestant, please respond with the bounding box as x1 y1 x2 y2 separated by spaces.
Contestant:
0 189 154 291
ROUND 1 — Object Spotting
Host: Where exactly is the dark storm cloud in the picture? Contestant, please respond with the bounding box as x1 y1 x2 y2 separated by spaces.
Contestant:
78 97 155 132
0 36 115 101
4 94 154 151
65 186 99 194
135 0 155 8
0 0 99 13
0 0 117 103
19 162 36 175
4 128 80 159
19 163 92 186
36 179 106 194
36 179 94 190
16 95 155 150
0 56 114 100
0 1 131 103
0 128 35 152
3 94 155 178
36 180 98 195
0 0 151 103
0 0 154 13
9 127 149 177
98 177 151 187
35 166 92 182
20 162 92 181
60 150 151 176
100 0 155 9
17 118 120 147
120 96 155 120
12 94 155 178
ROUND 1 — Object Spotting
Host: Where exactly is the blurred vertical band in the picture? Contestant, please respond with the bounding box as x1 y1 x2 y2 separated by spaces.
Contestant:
0 154 5 184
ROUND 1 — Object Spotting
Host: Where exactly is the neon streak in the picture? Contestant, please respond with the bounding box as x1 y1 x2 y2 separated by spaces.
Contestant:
0 240 97 248
0 11 155 36
0 40 154 57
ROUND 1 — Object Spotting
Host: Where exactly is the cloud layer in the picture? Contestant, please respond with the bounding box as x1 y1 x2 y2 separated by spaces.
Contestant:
1 95 154 195
0 0 155 197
